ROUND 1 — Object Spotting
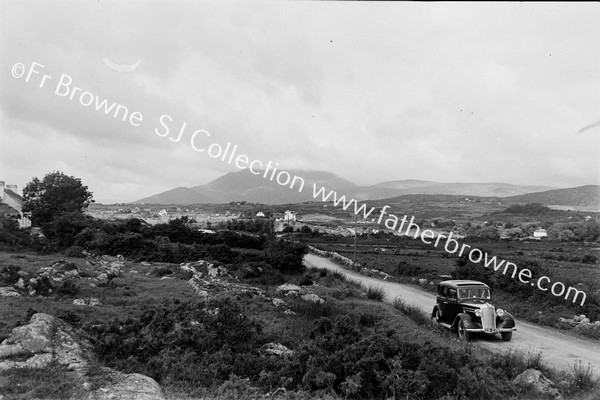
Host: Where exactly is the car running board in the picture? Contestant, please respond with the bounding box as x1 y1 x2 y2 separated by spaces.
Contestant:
438 322 453 330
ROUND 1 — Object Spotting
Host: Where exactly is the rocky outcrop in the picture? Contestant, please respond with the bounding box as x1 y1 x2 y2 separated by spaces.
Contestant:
0 313 91 371
0 313 165 400
1 256 124 299
512 369 563 400
180 260 265 300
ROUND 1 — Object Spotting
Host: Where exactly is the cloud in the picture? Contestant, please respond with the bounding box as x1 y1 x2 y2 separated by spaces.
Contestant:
1 2 599 202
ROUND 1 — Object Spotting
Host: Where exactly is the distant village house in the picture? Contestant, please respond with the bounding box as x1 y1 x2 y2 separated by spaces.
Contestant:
283 210 297 222
533 228 548 238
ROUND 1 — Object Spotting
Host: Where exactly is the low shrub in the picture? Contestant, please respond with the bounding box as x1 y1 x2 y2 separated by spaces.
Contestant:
64 246 85 258
393 298 432 327
55 280 80 297
567 360 596 394
0 264 21 285
365 285 385 301
487 349 546 380
298 274 314 287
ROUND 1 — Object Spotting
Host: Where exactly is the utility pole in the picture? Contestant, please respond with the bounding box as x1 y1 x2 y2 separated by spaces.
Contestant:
353 214 357 264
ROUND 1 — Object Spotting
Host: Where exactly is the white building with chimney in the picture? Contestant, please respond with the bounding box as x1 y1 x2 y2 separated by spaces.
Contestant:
0 181 32 228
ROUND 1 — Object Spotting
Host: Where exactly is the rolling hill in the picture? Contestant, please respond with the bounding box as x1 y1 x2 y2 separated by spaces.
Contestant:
505 185 600 209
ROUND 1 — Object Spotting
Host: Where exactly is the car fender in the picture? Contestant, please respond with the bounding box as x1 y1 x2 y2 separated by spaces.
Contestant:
498 312 516 329
431 305 439 319
452 313 477 330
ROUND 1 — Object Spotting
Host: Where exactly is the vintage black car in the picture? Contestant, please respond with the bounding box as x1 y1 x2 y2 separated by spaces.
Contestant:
431 280 516 342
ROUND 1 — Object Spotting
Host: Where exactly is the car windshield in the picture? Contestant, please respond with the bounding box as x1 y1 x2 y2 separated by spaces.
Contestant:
458 288 490 300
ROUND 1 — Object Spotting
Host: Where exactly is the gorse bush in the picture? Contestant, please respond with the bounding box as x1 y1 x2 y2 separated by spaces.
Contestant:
87 298 265 387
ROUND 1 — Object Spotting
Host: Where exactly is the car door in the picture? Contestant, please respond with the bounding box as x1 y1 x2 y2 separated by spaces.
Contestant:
445 288 461 321
437 286 451 322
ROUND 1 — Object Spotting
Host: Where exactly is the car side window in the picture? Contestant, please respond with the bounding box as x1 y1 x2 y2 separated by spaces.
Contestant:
448 288 457 299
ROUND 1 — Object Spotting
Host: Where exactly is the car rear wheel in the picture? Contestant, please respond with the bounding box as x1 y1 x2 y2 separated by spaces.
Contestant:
501 332 512 341
458 320 471 342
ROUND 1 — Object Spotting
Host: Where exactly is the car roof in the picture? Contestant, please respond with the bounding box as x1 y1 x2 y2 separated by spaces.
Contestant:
439 280 490 289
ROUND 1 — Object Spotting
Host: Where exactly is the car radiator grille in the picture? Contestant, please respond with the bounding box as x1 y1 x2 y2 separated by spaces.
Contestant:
481 306 496 332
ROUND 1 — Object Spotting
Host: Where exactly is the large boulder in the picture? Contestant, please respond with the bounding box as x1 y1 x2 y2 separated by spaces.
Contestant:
0 313 91 370
0 313 166 400
512 369 563 400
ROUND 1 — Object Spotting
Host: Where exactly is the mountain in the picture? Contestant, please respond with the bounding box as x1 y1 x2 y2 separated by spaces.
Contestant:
135 170 357 205
132 169 571 205
196 169 358 204
135 187 211 205
504 185 600 209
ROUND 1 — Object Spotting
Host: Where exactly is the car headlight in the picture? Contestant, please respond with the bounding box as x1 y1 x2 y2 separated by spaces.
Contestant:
496 308 505 317
475 309 481 317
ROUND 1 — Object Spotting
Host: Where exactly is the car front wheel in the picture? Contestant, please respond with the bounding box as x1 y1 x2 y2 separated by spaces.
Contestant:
458 320 471 342
434 308 442 323
501 332 512 341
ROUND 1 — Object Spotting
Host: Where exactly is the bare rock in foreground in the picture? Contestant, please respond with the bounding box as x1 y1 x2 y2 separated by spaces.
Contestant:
0 313 91 370
0 313 165 400
512 369 563 400
86 368 165 400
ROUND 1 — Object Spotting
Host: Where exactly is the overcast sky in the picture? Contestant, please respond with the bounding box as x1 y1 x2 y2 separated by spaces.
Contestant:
1 2 599 203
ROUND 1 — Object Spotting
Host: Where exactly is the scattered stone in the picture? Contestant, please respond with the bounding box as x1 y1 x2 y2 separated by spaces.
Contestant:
512 369 562 400
260 343 293 357
284 309 296 315
15 278 25 289
73 298 101 307
276 284 302 293
301 293 325 304
97 273 108 281
0 287 21 297
418 278 428 285
272 298 286 308
285 290 299 298
559 314 599 332
207 264 228 278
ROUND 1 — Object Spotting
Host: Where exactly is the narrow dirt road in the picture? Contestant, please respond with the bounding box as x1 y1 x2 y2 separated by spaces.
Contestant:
304 253 600 377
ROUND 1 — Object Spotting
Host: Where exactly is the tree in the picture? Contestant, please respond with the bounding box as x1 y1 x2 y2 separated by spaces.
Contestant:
23 171 94 228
